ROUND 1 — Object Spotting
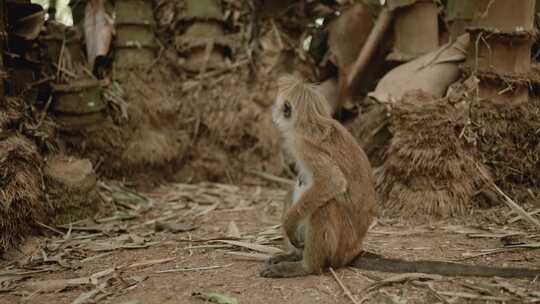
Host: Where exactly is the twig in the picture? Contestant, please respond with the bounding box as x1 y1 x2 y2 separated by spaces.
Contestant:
155 264 232 274
224 251 270 261
329 267 360 304
26 95 52 131
363 273 443 294
0 269 53 277
454 247 523 261
80 252 114 263
35 221 65 236
56 38 66 80
146 38 165 72
248 170 294 185
412 281 450 304
509 209 540 224
127 257 175 269
475 163 540 229
52 63 78 78
181 60 249 92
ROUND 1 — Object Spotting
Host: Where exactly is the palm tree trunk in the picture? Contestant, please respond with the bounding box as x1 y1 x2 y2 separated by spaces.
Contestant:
467 0 535 104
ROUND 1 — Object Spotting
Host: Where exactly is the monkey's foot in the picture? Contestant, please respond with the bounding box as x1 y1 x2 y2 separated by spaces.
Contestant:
265 252 302 266
260 261 311 278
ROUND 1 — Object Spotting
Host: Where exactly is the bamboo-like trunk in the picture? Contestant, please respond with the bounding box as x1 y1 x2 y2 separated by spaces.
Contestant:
467 0 536 104
180 0 227 72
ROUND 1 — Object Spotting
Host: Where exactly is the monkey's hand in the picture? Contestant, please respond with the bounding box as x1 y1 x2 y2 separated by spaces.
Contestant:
283 209 303 248
283 155 347 247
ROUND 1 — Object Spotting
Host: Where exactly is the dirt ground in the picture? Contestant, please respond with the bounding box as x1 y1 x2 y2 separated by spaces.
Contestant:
1 182 539 304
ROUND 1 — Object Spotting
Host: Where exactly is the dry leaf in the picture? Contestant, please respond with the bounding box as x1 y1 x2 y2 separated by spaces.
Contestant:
226 221 241 238
24 277 91 293
155 221 197 233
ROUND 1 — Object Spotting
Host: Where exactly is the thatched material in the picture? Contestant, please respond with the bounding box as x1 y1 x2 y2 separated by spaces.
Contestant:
64 64 282 184
0 134 45 252
377 90 486 219
470 99 540 191
121 128 189 168
44 155 101 225
0 97 24 130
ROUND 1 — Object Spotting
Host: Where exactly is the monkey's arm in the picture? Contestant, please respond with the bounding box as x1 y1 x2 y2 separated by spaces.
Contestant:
283 156 347 247
353 252 540 278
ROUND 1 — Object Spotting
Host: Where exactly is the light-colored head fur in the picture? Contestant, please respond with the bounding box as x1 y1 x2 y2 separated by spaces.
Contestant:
272 75 334 139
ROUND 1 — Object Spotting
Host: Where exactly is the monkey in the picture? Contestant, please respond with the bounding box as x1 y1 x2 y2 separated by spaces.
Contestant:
260 75 377 278
261 75 540 279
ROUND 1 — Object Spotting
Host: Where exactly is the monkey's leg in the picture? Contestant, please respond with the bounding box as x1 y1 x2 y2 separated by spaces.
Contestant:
266 188 303 266
266 224 304 265
261 213 336 278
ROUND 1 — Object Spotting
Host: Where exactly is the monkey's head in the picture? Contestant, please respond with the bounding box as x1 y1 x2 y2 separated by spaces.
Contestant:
272 75 333 136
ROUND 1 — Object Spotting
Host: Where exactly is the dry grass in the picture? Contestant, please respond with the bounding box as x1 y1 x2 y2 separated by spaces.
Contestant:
376 90 486 219
470 98 540 192
0 135 45 252
63 61 283 184
0 97 24 129
173 67 282 183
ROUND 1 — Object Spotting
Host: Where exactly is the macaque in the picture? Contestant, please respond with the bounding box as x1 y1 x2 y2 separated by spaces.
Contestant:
261 75 377 277
261 75 540 279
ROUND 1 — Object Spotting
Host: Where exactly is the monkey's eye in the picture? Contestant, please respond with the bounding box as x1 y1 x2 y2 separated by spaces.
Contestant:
283 101 292 118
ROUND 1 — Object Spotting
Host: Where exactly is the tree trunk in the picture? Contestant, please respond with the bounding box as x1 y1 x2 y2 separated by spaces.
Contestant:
177 0 228 72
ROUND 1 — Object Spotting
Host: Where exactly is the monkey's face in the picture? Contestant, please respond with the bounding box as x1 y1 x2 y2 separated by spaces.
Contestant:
272 95 295 133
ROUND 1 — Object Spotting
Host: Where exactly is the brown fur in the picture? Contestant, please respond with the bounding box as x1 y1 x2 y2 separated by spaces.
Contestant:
261 75 377 277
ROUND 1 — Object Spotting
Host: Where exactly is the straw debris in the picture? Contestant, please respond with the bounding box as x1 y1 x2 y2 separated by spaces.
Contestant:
470 98 540 192
0 134 45 252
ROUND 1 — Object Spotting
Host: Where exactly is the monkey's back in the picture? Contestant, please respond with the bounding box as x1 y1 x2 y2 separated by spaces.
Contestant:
321 122 377 263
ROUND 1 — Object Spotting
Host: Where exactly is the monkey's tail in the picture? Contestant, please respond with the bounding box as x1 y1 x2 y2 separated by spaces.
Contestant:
352 252 540 278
